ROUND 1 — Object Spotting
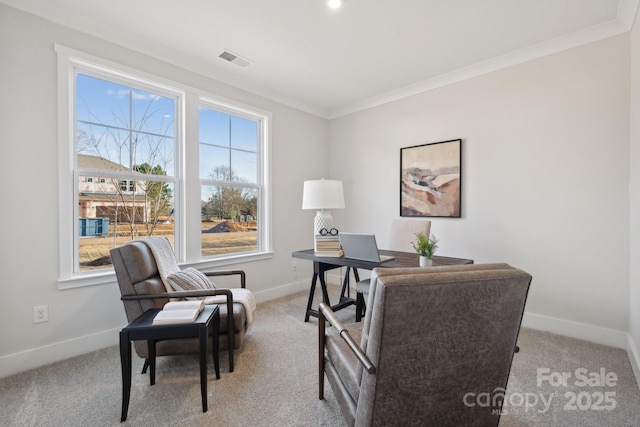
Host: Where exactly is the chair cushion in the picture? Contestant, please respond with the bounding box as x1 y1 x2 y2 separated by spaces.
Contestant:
166 268 216 300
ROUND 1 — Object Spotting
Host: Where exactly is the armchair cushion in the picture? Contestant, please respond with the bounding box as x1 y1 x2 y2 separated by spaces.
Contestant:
167 268 216 298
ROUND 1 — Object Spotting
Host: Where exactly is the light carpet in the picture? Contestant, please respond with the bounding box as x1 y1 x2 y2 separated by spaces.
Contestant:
1 289 639 426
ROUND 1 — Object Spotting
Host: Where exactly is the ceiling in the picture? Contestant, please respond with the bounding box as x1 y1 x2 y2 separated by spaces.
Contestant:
2 0 637 118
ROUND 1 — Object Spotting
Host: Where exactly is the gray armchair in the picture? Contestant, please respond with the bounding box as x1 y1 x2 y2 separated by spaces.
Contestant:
319 263 532 426
110 240 251 372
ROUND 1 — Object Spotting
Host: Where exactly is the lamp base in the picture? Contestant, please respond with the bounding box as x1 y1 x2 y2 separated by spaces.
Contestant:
314 210 333 236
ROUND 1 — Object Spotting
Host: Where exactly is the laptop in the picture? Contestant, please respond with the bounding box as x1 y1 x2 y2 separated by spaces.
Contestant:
339 233 395 263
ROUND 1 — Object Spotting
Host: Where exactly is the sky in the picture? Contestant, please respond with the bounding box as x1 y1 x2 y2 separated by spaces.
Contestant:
76 72 258 187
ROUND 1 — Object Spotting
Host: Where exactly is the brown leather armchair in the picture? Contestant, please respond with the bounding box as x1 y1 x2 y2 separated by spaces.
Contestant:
110 240 250 372
319 263 532 426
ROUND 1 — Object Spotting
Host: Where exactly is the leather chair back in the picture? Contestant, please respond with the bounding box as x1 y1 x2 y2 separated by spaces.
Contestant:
111 240 170 323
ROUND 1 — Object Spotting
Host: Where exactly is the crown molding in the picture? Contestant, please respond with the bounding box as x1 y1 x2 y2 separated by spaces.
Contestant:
328 3 639 119
2 0 637 121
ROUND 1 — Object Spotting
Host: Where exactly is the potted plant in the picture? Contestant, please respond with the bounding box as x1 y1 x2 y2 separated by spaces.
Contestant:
412 232 438 267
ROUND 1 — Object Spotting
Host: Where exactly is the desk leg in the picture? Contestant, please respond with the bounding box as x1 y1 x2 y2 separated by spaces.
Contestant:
119 331 132 422
212 311 220 379
199 323 208 413
318 268 331 306
305 272 319 322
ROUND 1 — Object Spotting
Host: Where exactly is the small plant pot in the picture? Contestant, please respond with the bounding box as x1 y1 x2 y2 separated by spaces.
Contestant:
419 256 432 267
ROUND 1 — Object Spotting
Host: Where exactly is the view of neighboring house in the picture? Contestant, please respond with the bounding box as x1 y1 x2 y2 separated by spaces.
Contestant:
77 154 151 223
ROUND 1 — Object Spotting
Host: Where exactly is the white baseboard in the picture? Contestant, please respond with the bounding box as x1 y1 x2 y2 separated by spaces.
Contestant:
5 286 638 389
625 333 640 391
522 311 640 391
252 278 308 303
522 311 627 348
0 328 119 379
0 279 309 379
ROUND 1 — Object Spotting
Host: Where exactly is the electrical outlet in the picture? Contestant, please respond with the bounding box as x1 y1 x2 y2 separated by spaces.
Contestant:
34 305 48 323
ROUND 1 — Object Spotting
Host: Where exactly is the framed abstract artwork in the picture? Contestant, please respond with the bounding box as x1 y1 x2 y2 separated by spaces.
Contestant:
400 139 462 217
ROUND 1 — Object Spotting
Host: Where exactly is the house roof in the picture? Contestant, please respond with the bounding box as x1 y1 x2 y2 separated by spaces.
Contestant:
78 154 128 172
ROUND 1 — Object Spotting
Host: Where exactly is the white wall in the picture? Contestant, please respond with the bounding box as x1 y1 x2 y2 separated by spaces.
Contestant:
0 4 328 377
329 35 631 346
629 5 640 382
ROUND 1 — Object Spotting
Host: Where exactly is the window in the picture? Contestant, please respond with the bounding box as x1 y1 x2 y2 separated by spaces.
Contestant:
199 104 263 257
57 45 271 286
75 72 178 272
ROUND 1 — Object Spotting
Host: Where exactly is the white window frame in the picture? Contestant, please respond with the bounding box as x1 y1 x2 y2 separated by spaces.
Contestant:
198 97 269 259
56 45 272 289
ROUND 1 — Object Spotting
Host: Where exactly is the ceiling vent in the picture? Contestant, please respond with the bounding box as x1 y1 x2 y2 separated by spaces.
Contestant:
218 50 252 68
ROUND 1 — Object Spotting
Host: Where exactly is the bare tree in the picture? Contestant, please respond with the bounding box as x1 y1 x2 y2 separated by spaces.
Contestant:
77 88 174 241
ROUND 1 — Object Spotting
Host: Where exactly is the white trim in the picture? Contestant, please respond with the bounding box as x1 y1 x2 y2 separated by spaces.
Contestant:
521 312 640 390
0 278 306 379
55 44 273 287
198 95 272 256
328 19 632 119
625 334 640 391
618 0 640 29
0 327 120 379
521 312 627 349
10 2 639 119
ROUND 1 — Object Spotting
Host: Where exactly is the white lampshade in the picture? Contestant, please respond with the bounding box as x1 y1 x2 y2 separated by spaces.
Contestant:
302 179 345 210
302 179 345 238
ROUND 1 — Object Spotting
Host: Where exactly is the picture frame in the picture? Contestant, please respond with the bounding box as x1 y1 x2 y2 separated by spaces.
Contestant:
400 139 462 217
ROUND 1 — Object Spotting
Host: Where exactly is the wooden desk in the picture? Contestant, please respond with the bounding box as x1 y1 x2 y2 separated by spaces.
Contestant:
292 249 473 322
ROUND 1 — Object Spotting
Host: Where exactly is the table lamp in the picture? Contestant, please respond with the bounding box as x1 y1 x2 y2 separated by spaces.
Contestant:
302 179 345 236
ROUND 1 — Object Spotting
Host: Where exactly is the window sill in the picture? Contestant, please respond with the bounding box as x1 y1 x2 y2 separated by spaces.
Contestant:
58 251 274 290
184 251 274 270
58 270 118 290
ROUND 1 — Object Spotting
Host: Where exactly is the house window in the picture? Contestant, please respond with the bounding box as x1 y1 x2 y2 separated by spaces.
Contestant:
57 45 272 286
199 103 264 257
118 180 136 193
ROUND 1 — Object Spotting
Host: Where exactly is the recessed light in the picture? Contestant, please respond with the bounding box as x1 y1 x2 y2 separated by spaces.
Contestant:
327 0 343 9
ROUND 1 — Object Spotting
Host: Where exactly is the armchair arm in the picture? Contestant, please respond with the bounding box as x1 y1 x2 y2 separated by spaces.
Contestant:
121 288 227 300
318 303 375 400
202 269 246 288
319 302 375 374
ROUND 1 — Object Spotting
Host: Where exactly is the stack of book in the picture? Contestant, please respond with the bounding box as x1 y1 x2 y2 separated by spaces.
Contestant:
314 234 344 257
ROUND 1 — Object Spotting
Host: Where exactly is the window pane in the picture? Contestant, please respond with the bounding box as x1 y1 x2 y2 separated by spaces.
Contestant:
200 185 257 256
78 177 174 271
200 144 230 180
76 74 129 128
230 116 258 152
75 73 177 273
76 74 176 174
77 123 132 171
199 108 230 146
131 89 175 137
231 149 257 183
132 132 175 177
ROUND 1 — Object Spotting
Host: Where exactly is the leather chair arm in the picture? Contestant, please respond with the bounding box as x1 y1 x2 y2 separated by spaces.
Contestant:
319 302 375 375
203 270 246 288
121 288 229 300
